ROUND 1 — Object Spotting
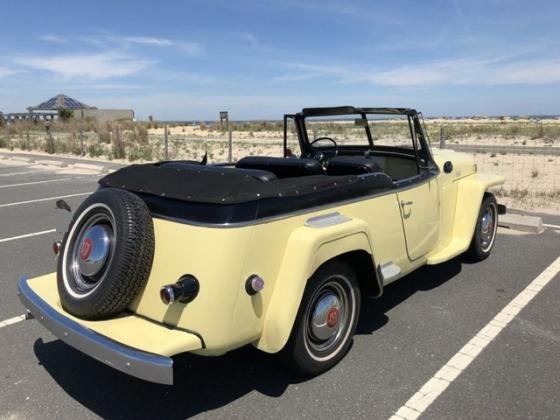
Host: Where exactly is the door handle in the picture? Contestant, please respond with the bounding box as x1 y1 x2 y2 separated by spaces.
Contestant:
401 200 413 206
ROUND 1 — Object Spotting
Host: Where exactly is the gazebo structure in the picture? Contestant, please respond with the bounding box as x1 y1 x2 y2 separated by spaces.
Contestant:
2 94 134 123
27 94 96 121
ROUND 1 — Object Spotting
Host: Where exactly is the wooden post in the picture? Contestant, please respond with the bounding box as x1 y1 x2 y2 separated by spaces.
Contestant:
114 125 124 159
219 111 232 162
26 129 30 150
79 129 84 155
439 127 446 149
46 123 54 154
164 124 169 160
4 123 9 149
228 119 233 162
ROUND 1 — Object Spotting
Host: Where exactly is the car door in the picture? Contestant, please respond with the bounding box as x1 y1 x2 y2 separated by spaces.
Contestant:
397 176 439 260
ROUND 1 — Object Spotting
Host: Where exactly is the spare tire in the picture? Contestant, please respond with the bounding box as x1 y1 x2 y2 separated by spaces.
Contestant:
57 188 155 320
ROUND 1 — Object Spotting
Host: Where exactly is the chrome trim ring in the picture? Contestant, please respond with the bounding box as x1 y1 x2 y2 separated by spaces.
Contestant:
303 278 354 361
480 202 498 253
62 203 117 299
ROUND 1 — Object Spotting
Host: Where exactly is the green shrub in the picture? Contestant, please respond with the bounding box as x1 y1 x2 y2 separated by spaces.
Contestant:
128 145 153 161
88 143 104 157
58 108 74 121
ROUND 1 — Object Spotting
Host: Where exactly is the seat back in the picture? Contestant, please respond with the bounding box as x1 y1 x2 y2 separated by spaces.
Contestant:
325 156 383 176
236 156 323 178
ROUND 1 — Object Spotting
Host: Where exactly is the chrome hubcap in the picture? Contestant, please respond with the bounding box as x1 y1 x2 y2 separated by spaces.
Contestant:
70 212 114 291
310 292 342 341
305 281 349 354
480 204 497 252
77 225 112 277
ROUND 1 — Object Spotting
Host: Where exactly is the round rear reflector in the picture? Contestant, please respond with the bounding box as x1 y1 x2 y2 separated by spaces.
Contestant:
245 274 265 295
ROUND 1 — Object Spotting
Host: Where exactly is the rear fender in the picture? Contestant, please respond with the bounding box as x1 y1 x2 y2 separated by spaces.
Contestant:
256 216 377 353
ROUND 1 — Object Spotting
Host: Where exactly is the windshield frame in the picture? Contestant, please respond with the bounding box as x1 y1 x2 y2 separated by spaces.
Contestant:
285 106 437 172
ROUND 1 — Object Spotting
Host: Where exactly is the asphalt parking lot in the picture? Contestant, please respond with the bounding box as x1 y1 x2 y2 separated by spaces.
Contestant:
0 153 559 420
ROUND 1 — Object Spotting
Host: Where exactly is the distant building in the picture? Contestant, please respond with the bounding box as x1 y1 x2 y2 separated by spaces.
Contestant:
1 94 134 123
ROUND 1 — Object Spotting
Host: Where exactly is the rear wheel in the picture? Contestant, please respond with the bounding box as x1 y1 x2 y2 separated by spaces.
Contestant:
282 261 360 376
466 194 498 261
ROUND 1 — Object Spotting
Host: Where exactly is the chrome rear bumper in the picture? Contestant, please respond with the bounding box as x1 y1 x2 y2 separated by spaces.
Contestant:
17 276 174 385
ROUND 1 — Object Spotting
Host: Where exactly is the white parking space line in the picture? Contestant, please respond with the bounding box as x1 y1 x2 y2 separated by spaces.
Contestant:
0 314 26 329
389 255 560 420
0 177 89 189
544 223 560 229
0 229 56 244
0 170 49 177
0 192 91 208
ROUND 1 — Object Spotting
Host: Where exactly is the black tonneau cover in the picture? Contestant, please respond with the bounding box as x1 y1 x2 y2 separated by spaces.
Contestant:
98 163 394 224
100 163 393 205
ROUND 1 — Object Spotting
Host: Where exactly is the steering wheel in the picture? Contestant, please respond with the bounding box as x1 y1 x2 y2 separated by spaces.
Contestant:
309 137 338 162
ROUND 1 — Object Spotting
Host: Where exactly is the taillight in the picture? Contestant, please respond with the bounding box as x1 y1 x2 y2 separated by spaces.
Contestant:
53 241 62 255
160 275 199 305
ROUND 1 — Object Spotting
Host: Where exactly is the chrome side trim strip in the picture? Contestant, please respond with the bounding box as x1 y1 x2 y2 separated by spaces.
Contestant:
17 276 175 385
304 212 351 228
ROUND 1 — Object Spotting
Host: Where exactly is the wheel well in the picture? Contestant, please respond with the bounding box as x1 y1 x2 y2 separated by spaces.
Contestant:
326 250 382 298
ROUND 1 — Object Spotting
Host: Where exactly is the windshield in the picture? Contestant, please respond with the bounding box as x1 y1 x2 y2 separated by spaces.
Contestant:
367 114 413 148
305 113 414 148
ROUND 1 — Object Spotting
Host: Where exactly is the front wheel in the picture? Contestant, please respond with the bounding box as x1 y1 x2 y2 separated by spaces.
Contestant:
281 261 360 376
465 194 498 261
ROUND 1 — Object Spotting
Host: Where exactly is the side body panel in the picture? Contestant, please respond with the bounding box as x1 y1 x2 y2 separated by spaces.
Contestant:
132 191 409 355
396 178 439 260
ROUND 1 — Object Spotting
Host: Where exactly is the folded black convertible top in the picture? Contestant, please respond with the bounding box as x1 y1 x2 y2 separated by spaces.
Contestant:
98 163 394 224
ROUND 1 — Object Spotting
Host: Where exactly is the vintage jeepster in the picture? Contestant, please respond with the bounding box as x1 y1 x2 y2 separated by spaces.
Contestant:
18 106 505 384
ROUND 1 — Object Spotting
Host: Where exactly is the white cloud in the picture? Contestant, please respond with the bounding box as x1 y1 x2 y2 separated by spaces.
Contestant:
39 34 66 43
277 56 560 87
111 35 203 56
178 41 203 56
368 57 560 86
0 66 19 78
120 36 174 46
272 73 324 83
14 53 153 79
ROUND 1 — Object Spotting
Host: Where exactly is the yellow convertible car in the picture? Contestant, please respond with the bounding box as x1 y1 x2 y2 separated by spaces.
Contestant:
18 106 505 384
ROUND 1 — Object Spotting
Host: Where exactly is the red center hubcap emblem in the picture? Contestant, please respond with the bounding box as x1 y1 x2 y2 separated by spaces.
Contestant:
80 238 93 261
326 308 340 328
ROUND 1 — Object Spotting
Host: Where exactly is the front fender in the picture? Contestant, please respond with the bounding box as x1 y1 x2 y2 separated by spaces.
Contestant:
256 216 374 353
427 173 504 264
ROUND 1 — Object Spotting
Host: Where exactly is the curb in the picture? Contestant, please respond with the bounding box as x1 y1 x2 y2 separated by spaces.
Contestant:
69 163 108 173
9 156 35 163
498 213 544 234
34 159 68 168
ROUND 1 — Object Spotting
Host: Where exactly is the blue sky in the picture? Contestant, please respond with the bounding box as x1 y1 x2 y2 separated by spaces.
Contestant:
1 0 559 119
